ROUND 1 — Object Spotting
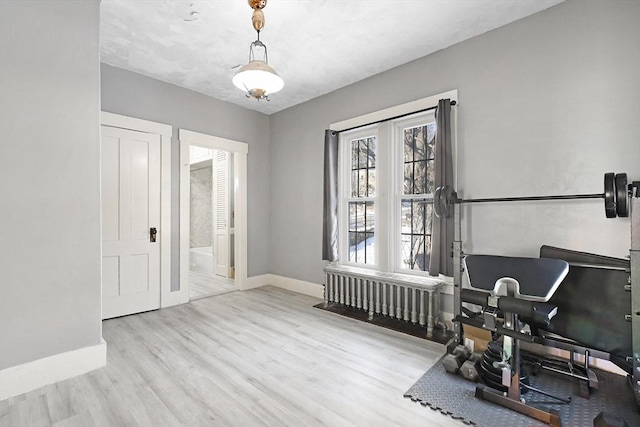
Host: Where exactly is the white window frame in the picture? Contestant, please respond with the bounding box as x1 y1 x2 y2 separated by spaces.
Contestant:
338 125 380 269
333 90 458 279
392 112 437 277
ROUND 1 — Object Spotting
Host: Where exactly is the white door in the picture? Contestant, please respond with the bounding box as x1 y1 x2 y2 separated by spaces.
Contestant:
101 126 161 319
213 150 231 277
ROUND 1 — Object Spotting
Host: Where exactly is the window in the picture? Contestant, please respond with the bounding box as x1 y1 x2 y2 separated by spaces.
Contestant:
345 132 376 265
399 120 436 271
339 112 436 275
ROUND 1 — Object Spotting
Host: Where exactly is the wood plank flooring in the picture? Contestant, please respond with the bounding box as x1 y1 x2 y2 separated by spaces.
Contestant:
189 270 236 299
0 286 464 426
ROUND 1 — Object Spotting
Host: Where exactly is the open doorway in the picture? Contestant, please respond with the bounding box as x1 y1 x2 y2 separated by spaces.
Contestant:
188 146 235 299
179 129 248 301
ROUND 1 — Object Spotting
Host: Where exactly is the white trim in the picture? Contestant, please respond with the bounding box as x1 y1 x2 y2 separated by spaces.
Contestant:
101 111 172 137
330 89 458 132
0 339 106 401
100 112 176 309
234 274 324 299
338 126 379 269
179 130 249 297
333 91 459 282
179 129 249 154
266 274 324 299
244 274 270 290
390 113 437 275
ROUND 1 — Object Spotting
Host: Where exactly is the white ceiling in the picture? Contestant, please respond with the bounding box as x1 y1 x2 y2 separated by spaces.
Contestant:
101 0 564 115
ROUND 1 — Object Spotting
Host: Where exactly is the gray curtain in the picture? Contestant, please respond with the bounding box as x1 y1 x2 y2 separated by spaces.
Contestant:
429 99 454 276
322 130 339 261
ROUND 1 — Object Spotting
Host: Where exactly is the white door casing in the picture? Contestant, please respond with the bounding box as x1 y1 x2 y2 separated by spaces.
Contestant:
101 126 161 319
213 150 231 277
179 129 248 296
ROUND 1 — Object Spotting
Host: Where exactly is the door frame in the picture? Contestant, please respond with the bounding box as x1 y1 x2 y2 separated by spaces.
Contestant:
179 129 248 297
100 112 176 308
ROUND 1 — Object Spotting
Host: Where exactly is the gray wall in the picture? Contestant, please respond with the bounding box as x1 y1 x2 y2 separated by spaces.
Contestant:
0 1 102 369
269 0 640 310
101 64 271 285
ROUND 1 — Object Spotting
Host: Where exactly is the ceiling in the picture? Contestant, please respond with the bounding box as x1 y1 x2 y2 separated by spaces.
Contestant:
100 0 564 115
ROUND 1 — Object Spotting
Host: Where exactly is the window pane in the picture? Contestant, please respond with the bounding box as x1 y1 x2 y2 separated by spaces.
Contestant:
358 139 368 168
358 169 367 197
348 201 375 265
368 169 376 197
400 235 412 269
400 200 432 271
403 130 414 163
414 126 427 161
404 163 413 194
350 136 376 199
413 160 427 194
351 170 358 198
403 123 434 196
412 201 425 234
349 203 358 231
364 232 375 265
401 200 412 234
365 201 374 230
351 141 358 169
348 232 357 262
367 137 376 167
426 159 435 194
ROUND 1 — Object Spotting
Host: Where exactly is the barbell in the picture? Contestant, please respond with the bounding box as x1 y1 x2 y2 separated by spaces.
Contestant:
433 172 629 219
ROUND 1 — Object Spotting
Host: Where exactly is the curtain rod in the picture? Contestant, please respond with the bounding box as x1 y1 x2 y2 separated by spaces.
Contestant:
338 100 457 133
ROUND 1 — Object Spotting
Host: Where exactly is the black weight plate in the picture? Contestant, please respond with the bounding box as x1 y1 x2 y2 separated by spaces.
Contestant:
480 358 503 379
616 173 628 217
604 172 616 218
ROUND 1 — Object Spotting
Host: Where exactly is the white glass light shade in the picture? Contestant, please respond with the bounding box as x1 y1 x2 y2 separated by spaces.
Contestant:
232 60 284 99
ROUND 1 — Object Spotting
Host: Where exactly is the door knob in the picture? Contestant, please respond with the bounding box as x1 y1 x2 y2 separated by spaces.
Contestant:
150 227 157 243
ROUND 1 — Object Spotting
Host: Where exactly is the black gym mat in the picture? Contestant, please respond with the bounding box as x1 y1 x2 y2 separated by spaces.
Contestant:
314 301 453 344
404 355 639 427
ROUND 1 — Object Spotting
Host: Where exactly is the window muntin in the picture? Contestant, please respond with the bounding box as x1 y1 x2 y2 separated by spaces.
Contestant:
339 113 436 274
399 122 436 272
348 200 374 264
346 135 376 265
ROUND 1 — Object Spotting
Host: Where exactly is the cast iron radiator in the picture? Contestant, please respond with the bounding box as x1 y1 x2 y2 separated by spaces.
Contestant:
323 265 446 335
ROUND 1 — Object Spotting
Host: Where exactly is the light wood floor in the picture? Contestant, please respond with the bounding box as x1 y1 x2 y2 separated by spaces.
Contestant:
189 270 236 299
0 286 463 427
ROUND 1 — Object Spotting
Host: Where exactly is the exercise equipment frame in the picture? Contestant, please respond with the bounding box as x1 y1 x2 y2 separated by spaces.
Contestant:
447 176 640 410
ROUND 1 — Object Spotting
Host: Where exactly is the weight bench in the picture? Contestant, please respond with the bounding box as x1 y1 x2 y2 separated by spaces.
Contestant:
459 255 570 427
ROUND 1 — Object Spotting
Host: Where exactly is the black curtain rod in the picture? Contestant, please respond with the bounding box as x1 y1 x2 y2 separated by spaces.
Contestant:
338 100 456 133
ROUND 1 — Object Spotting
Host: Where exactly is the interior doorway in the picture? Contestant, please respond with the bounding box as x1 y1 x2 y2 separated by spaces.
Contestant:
188 145 235 299
179 129 248 300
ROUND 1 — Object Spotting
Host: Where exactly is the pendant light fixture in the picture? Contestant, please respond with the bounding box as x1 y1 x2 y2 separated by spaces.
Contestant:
232 0 284 101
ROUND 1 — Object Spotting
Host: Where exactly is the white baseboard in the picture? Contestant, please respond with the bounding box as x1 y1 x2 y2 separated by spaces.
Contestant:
265 274 324 299
245 274 324 299
243 274 270 290
0 339 107 401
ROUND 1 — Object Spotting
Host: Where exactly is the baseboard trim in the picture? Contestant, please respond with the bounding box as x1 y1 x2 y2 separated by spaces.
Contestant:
243 274 270 290
245 274 324 299
0 339 107 401
265 274 324 299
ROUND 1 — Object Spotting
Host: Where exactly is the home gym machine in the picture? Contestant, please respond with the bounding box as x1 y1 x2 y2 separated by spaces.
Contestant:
434 172 639 426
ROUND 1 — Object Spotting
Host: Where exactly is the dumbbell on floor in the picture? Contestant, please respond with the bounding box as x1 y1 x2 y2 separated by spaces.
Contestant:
443 345 471 374
459 352 483 382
